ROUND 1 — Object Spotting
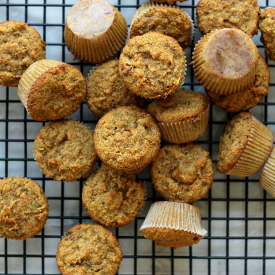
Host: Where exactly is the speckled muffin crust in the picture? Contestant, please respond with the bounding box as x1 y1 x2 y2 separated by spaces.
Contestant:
119 32 186 99
86 60 144 117
205 55 269 112
56 223 123 275
82 164 146 227
216 111 274 177
34 119 97 181
0 177 48 240
17 59 86 121
151 143 214 203
154 0 188 4
259 7 275 61
196 0 260 37
94 106 161 173
130 0 193 49
0 20 45 87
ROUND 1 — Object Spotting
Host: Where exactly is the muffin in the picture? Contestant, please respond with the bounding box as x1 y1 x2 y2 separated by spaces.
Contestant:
17 59 86 121
196 0 260 37
64 0 127 64
56 223 123 275
151 143 214 203
205 55 269 112
130 0 193 49
0 20 45 87
119 32 186 99
82 164 146 227
86 60 144 117
259 7 275 61
154 0 188 3
0 177 48 240
140 201 207 248
193 28 259 95
216 111 274 177
147 88 210 143
33 119 97 181
94 106 161 173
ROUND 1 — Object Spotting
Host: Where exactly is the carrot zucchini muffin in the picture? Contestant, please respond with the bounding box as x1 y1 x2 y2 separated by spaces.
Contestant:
82 164 146 227
216 112 274 177
151 143 214 203
130 0 193 49
94 106 161 173
154 0 188 4
17 59 86 121
34 119 97 181
259 7 275 61
56 223 123 275
86 60 144 117
140 201 207 248
0 177 48 240
0 20 45 87
147 88 210 143
205 55 269 112
64 0 127 64
196 0 260 37
193 28 259 95
119 32 186 99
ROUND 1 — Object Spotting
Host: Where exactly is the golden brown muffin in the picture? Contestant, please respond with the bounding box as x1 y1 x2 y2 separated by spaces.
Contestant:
119 32 186 99
56 223 123 275
17 59 86 121
82 164 146 227
33 119 97 181
216 111 274 177
151 143 214 203
0 20 45 87
0 177 48 240
154 0 188 4
86 60 144 117
64 0 127 64
94 106 161 173
147 88 210 143
130 0 193 49
196 0 260 37
140 201 207 248
193 28 259 95
205 55 269 112
259 7 275 61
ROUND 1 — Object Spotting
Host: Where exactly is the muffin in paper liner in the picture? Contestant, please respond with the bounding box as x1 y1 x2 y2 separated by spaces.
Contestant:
130 0 194 49
64 0 127 64
192 28 259 95
259 146 275 197
17 59 86 121
216 112 274 177
140 201 207 248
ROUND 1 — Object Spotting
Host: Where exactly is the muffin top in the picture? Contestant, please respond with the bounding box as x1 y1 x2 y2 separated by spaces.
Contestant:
0 20 45 87
147 88 209 123
154 0 188 3
94 106 161 173
151 143 214 203
82 164 146 227
86 60 144 117
56 223 123 275
0 177 48 240
206 55 269 112
196 0 260 37
119 32 185 99
34 119 97 181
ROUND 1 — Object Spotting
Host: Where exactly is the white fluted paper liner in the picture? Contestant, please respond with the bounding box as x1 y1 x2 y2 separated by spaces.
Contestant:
140 201 207 236
226 115 274 177
259 146 275 197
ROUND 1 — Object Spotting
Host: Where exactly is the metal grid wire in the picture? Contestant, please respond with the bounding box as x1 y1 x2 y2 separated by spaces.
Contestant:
1 0 275 274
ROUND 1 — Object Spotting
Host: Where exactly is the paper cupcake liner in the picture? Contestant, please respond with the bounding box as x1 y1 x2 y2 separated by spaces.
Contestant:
140 201 207 236
259 146 275 197
158 102 209 143
226 115 274 177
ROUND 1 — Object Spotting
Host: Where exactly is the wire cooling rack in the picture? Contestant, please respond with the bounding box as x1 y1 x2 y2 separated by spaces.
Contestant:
1 0 275 274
